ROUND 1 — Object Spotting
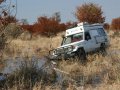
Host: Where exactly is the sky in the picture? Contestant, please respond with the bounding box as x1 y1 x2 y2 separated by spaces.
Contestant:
16 0 120 24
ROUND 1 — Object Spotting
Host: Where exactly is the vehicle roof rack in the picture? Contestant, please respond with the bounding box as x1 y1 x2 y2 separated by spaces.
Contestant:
77 22 103 26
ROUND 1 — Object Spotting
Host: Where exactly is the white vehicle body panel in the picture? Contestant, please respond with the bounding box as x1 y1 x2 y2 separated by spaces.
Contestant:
51 22 110 59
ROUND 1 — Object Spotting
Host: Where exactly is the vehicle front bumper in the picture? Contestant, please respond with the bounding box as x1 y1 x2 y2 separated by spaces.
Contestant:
49 52 76 60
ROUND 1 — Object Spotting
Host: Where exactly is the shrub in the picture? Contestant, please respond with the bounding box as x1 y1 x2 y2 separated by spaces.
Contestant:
35 16 66 37
75 3 105 24
21 15 67 37
111 17 120 31
5 58 57 89
4 24 23 39
0 24 23 60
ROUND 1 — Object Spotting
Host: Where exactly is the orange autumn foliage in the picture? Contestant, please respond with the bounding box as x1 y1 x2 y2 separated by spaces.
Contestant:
22 16 67 37
75 3 105 24
111 17 120 31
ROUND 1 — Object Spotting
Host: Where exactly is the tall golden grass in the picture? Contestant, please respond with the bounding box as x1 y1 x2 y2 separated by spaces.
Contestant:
1 31 120 90
2 33 62 59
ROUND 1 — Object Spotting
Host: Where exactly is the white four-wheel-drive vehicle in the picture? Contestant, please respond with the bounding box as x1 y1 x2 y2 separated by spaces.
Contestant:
49 22 110 60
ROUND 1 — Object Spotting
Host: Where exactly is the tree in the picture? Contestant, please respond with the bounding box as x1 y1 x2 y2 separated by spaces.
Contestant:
33 15 66 37
111 17 120 31
0 0 17 25
75 3 105 24
0 0 21 54
52 12 61 22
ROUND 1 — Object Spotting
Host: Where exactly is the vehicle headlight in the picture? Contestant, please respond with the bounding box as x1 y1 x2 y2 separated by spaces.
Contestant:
68 45 75 52
49 49 57 55
53 50 57 55
68 47 72 51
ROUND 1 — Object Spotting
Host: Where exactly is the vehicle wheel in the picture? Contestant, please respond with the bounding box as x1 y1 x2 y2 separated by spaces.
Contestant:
76 48 87 63
100 43 107 56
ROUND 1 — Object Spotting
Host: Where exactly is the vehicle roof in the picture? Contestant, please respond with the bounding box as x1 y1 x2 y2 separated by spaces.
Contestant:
65 22 103 36
66 26 84 36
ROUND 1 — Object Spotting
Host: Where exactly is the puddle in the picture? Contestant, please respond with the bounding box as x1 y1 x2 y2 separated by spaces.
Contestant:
0 56 47 74
0 49 119 74
0 49 119 85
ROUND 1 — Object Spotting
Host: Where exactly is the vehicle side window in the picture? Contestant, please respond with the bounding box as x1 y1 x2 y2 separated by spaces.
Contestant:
90 30 99 37
97 28 106 36
85 32 91 40
72 33 83 42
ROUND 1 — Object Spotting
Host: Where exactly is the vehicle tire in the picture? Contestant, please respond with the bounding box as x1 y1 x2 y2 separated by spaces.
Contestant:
76 48 87 63
100 43 107 56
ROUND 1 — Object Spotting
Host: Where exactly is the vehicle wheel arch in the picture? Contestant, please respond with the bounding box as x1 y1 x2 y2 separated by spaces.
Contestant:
100 43 106 49
100 43 107 56
77 47 86 53
75 47 87 62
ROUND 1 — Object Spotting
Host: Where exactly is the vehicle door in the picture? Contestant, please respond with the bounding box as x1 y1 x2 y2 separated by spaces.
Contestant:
84 31 96 52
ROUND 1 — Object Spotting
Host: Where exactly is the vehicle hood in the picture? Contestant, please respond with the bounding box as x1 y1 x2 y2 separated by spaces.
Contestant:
57 40 84 49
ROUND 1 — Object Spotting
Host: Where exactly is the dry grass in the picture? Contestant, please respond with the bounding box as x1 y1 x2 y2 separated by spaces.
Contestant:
1 31 120 90
2 34 62 59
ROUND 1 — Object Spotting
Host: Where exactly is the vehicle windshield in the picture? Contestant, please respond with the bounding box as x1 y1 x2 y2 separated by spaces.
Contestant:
62 32 83 45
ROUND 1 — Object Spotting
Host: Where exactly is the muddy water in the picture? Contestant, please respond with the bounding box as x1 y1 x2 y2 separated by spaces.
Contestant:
1 49 120 74
0 49 119 85
0 56 47 74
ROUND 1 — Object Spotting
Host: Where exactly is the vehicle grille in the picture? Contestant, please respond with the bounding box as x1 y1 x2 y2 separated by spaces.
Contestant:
56 47 68 54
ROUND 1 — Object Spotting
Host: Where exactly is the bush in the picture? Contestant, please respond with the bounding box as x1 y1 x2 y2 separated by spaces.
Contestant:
4 24 23 39
111 17 120 31
75 3 105 24
0 24 23 60
35 16 66 37
5 58 57 89
22 14 67 37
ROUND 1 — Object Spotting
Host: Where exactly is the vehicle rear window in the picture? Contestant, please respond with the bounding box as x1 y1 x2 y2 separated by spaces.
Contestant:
97 28 106 36
90 30 99 37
